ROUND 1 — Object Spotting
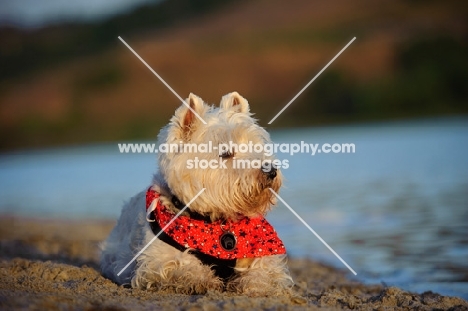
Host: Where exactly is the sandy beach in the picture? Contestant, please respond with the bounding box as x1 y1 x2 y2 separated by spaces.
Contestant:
0 216 466 311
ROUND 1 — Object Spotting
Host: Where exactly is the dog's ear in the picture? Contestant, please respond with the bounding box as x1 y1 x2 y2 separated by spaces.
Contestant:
220 92 250 114
180 93 205 139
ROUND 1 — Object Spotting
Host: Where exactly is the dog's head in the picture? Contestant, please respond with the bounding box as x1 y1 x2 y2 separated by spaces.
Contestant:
157 92 282 221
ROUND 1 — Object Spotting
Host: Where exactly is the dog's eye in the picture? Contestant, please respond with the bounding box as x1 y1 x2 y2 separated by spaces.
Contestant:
219 151 233 158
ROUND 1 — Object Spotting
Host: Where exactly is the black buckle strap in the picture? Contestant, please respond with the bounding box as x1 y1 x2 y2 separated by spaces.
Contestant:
171 195 213 223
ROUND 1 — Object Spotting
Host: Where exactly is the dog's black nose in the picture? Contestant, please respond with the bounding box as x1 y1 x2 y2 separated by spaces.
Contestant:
268 166 277 179
262 164 277 179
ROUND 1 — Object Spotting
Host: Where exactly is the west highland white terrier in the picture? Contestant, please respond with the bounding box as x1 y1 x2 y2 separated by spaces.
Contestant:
100 92 294 296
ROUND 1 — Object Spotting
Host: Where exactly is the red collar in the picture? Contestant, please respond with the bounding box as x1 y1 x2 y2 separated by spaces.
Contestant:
146 187 286 260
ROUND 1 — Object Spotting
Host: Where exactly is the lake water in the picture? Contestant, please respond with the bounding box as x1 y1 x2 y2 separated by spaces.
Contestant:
1 117 467 299
0 0 162 28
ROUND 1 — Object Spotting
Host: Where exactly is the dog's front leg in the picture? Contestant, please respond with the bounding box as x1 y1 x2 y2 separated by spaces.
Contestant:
132 243 224 294
227 255 294 297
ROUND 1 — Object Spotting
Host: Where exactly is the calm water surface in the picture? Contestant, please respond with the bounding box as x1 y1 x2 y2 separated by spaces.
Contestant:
1 117 467 299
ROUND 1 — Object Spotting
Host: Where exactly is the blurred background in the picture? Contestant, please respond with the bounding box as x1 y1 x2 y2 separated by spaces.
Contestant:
1 0 467 299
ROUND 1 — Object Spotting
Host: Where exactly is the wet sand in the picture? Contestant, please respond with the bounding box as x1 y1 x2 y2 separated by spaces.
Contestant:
0 216 466 310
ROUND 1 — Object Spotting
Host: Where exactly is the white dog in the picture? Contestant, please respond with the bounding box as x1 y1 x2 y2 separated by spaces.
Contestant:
100 92 293 296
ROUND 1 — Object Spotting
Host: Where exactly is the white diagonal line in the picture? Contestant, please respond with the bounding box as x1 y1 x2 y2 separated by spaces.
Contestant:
269 188 357 275
117 188 206 276
268 37 356 124
118 36 207 124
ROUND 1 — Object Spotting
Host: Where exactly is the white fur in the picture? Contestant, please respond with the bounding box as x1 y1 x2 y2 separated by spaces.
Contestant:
100 92 294 296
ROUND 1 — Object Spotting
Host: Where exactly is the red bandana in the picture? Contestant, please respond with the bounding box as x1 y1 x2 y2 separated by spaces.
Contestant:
146 188 286 260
